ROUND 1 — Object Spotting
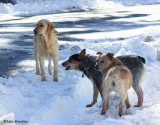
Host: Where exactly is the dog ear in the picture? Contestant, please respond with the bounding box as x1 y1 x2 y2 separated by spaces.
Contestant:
96 52 103 55
47 22 54 34
53 29 58 34
106 53 114 60
71 54 80 61
79 49 86 60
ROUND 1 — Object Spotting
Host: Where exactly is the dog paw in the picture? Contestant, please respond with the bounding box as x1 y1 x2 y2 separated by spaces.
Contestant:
118 113 122 117
133 104 141 107
101 111 106 115
36 71 40 75
86 104 93 107
53 77 59 82
41 77 46 81
126 105 131 109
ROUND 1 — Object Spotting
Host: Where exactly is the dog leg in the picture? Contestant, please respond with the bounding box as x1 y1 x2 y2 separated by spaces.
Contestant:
101 92 109 115
106 96 110 110
133 86 144 107
48 57 52 75
35 51 40 75
33 35 40 75
101 91 110 115
86 85 99 107
98 85 104 108
99 85 103 99
119 93 127 117
53 56 59 82
125 94 131 109
39 56 46 81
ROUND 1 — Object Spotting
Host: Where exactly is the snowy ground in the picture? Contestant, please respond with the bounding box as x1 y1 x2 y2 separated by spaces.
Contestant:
0 2 160 125
1 0 160 16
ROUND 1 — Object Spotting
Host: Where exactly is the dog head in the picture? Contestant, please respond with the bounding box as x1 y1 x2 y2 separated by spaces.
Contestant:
95 52 114 71
33 19 58 36
62 49 86 71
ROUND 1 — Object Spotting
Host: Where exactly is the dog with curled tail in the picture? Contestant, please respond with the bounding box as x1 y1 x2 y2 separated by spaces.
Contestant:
33 19 59 82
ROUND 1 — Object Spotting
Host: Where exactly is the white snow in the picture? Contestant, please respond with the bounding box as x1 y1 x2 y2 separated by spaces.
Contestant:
108 0 160 6
0 0 118 16
0 1 160 125
0 0 160 16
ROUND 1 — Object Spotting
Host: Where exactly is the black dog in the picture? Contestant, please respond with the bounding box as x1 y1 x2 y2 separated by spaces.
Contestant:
62 49 145 107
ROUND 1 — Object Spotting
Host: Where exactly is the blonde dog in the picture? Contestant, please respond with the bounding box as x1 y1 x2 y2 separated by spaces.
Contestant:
33 19 59 82
96 52 132 116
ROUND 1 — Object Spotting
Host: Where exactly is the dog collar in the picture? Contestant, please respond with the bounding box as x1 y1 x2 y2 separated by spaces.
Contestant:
79 55 90 78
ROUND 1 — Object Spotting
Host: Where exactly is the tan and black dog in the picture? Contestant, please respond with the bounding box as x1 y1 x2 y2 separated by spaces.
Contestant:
62 49 145 107
96 52 132 116
33 19 59 82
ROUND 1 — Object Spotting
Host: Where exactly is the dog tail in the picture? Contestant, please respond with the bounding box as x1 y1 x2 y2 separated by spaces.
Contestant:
138 56 145 64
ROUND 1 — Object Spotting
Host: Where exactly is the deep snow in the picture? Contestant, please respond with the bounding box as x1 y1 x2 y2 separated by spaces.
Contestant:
0 1 160 125
1 37 160 125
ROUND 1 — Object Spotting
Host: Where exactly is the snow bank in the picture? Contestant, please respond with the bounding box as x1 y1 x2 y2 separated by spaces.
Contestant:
0 34 160 124
1 0 160 16
0 67 94 125
0 3 9 14
0 0 114 16
108 0 160 6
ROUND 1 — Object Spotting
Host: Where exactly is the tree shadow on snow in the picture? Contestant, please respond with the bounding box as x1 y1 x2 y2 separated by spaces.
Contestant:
0 10 160 77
